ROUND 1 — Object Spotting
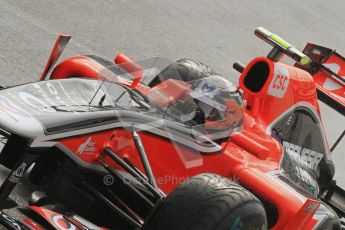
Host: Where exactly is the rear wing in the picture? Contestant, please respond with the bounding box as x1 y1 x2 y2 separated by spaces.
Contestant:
254 27 345 116
295 43 345 115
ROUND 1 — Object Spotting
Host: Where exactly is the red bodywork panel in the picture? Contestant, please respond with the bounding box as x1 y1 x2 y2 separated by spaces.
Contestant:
239 57 320 125
29 206 108 230
51 54 325 229
50 55 150 94
21 217 45 230
30 206 79 230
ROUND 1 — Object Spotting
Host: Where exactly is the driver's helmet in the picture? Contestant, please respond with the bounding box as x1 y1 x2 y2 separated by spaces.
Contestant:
189 75 244 140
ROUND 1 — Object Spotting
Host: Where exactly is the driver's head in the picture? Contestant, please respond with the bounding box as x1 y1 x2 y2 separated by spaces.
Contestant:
189 75 244 140
150 58 244 140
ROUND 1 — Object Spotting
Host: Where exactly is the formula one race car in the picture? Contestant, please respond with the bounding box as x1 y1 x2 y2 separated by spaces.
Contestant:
0 27 345 230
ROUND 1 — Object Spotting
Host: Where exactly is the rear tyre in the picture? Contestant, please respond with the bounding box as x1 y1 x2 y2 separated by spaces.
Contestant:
148 59 217 87
143 173 267 230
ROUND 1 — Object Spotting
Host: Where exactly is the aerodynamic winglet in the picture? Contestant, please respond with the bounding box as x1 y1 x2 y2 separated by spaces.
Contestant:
39 34 71 81
283 199 320 230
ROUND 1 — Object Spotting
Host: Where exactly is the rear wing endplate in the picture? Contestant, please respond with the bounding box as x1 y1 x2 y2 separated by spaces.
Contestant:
295 43 345 116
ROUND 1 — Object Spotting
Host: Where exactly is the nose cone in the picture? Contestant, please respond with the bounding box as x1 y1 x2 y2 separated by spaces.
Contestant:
0 94 44 139
0 78 103 140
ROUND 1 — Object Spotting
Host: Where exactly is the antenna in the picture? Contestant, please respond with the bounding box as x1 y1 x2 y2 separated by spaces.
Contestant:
331 130 345 152
89 80 105 106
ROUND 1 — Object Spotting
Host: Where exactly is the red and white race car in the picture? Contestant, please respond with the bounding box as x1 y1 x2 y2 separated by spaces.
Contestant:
0 27 344 230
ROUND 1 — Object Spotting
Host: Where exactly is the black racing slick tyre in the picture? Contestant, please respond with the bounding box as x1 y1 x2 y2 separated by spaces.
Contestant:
148 58 217 87
142 173 267 230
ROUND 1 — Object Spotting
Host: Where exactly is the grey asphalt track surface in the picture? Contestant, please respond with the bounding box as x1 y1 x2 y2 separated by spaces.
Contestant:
0 0 345 221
